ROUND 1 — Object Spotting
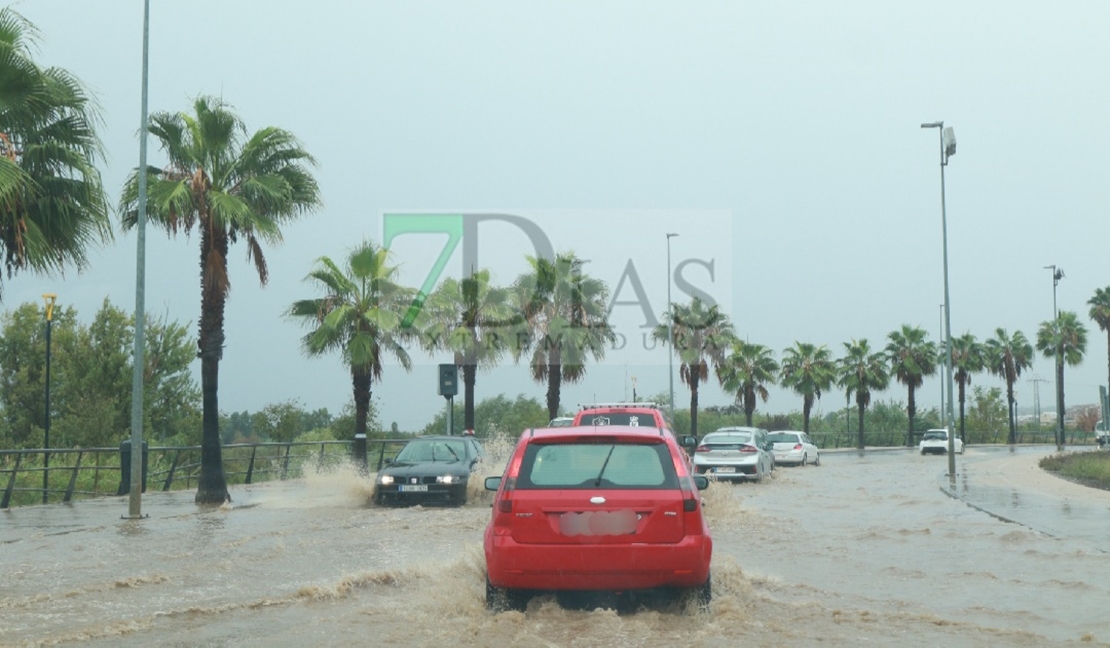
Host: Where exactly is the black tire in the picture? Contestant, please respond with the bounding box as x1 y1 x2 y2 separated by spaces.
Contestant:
801 454 808 467
814 453 820 466
486 578 527 612
690 571 712 612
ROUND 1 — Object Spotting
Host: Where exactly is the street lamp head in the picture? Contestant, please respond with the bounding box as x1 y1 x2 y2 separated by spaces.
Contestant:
921 121 943 129
42 293 57 321
666 232 678 239
942 127 956 157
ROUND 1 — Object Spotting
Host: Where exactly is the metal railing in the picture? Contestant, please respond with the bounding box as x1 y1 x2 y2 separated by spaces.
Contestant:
0 438 413 509
811 428 1097 449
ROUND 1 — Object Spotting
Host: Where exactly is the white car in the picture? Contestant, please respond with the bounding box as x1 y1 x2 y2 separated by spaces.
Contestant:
919 428 964 455
768 430 820 466
693 427 775 482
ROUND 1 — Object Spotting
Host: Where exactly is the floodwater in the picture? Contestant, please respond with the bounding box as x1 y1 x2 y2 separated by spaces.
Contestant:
3 445 1109 647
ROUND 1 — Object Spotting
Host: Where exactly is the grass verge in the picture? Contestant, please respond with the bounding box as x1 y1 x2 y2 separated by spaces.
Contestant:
1039 450 1110 491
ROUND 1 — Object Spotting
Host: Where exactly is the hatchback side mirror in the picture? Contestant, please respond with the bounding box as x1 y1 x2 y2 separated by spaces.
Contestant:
484 476 502 491
681 435 697 450
692 475 710 490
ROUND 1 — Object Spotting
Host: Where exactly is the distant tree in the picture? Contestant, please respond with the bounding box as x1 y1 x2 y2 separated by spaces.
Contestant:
838 339 890 449
1036 311 1088 450
288 242 413 464
652 299 735 437
718 340 779 427
885 325 937 446
0 300 198 449
514 253 614 420
419 394 548 438
967 386 1006 436
779 342 836 434
0 8 112 302
419 269 515 431
1088 287 1110 391
121 95 322 503
984 328 1034 444
0 302 77 447
946 333 984 443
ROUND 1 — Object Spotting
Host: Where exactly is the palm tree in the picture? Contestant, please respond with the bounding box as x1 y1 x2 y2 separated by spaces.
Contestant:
947 333 985 442
514 253 615 420
0 8 111 300
288 242 414 467
718 340 779 427
983 328 1034 445
1088 287 1110 391
885 325 937 447
120 96 321 503
419 269 516 432
1036 311 1088 450
780 342 836 434
651 298 734 437
838 339 890 449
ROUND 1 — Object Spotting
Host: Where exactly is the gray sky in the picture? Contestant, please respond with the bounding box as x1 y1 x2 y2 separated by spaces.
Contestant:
8 1 1110 431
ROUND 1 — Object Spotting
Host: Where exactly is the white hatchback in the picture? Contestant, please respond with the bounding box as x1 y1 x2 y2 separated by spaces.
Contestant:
768 430 820 466
919 428 964 455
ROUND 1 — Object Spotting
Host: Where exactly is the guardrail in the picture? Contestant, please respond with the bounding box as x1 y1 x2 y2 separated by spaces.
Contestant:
0 439 413 509
810 428 1096 449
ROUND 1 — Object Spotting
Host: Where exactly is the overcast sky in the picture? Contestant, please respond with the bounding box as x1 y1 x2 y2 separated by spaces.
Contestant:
7 1 1110 431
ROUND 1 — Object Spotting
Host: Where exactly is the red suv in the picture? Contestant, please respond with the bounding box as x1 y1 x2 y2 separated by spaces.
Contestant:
483 425 712 611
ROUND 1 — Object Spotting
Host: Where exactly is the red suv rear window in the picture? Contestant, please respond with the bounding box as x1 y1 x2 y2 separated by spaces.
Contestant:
516 441 679 490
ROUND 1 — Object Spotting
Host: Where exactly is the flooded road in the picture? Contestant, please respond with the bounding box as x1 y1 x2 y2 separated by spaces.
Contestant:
3 445 1109 647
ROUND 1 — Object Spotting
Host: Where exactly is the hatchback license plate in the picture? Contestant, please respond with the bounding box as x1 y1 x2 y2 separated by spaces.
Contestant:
399 485 428 492
715 467 735 473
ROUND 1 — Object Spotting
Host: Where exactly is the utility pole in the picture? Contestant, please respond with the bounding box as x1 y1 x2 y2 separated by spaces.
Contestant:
1028 375 1049 431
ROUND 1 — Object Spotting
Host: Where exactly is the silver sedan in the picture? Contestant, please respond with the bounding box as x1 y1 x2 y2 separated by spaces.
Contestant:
692 427 775 482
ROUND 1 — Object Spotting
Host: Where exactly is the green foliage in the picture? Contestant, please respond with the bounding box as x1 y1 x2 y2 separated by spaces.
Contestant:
966 386 1006 438
419 394 548 438
0 7 112 300
0 300 200 450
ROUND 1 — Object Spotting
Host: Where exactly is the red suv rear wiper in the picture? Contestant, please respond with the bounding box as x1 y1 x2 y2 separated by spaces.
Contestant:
594 445 616 487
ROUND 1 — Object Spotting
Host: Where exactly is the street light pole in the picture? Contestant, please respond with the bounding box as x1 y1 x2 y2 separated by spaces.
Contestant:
1044 264 1065 449
127 0 152 519
42 293 57 505
939 303 945 418
922 121 957 476
666 233 678 426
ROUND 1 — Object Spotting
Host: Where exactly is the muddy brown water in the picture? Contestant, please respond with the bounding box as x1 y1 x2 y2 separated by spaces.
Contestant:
2 446 1109 647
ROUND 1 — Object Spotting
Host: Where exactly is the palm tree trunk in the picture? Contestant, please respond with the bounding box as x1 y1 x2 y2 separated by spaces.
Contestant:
856 399 866 449
957 378 967 442
463 360 476 431
1006 379 1017 445
744 386 754 427
546 348 562 420
803 396 812 434
906 386 916 447
195 228 230 505
1056 355 1065 450
689 369 700 437
352 369 372 436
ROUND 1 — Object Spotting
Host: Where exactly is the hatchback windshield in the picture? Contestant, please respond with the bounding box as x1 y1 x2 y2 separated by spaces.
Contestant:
517 441 678 489
768 433 800 443
395 439 465 463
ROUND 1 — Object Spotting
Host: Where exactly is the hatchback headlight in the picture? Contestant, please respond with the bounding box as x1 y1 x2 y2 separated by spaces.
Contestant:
377 475 394 485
